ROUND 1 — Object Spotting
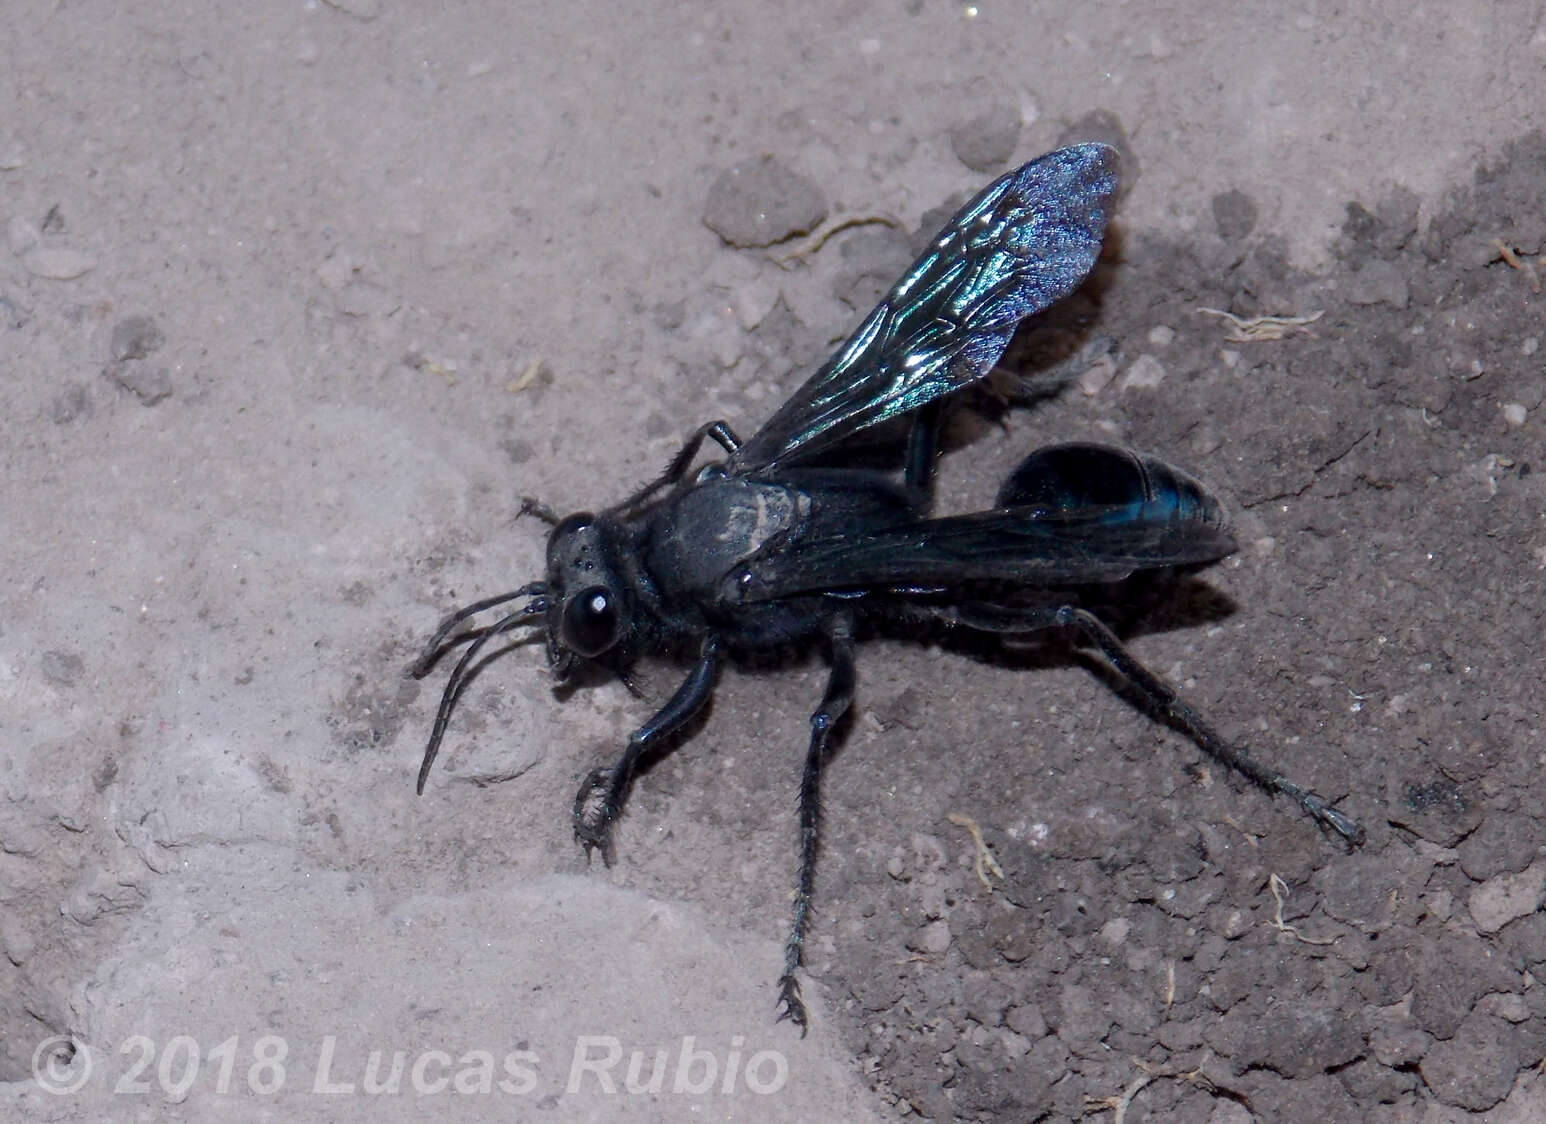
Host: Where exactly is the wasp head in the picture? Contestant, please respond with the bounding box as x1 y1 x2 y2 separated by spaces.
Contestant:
544 511 633 679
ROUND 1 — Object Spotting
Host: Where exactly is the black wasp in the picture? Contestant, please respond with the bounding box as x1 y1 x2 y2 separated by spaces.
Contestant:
411 143 1363 1031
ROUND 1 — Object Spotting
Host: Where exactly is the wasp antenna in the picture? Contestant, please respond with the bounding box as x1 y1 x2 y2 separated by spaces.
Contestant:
408 583 547 679
416 596 547 793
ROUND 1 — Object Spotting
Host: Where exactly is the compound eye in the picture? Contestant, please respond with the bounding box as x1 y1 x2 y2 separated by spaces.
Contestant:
561 586 621 657
551 512 594 539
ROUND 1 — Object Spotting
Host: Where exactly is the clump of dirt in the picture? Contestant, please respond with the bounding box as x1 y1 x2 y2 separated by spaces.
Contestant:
623 133 1544 1120
798 131 1545 1121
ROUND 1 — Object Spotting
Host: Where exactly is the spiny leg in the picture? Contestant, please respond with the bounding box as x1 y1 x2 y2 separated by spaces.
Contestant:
516 496 562 526
778 611 856 1034
614 420 742 515
573 635 721 864
1058 606 1364 845
946 601 1364 847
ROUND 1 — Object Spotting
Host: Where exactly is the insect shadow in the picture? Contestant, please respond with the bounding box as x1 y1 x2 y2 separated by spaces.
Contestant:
410 144 1363 1032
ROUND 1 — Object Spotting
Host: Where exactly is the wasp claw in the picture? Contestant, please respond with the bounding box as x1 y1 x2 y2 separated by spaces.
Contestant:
775 974 809 1037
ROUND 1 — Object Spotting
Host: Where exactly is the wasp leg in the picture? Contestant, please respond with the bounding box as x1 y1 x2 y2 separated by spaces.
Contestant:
516 496 562 526
1057 606 1364 846
613 420 743 515
777 611 856 1034
902 399 944 513
947 601 1365 848
573 636 721 864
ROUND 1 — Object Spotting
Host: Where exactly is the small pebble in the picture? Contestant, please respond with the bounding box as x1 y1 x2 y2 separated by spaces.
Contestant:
1098 917 1130 946
1220 907 1252 939
1478 993 1530 1023
1500 402 1527 427
40 650 84 687
107 361 173 405
731 280 778 331
1211 189 1258 241
1119 353 1166 390
702 156 826 248
110 316 164 361
950 99 1022 172
1076 355 1115 396
1468 862 1546 933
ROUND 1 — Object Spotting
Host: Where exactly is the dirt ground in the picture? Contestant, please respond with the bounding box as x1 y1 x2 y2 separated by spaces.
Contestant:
3 3 1544 1121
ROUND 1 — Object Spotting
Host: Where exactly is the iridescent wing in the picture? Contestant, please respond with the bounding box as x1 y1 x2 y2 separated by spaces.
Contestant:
728 144 1120 472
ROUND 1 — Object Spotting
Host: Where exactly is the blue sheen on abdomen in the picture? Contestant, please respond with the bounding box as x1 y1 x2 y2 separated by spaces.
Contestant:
995 442 1226 529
